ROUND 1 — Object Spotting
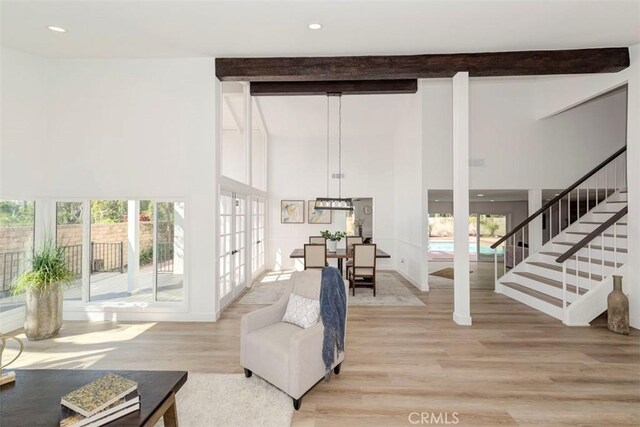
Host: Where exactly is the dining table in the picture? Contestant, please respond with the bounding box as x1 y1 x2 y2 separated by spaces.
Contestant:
289 247 391 274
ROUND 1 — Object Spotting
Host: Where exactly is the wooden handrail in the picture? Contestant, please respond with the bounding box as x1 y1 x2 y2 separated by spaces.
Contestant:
555 206 627 263
491 145 627 249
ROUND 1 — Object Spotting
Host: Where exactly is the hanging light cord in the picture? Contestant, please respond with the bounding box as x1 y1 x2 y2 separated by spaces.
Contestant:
326 95 330 199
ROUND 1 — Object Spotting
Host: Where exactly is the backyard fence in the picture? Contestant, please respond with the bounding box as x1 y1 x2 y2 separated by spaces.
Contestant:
90 242 125 274
1 251 24 294
0 239 178 294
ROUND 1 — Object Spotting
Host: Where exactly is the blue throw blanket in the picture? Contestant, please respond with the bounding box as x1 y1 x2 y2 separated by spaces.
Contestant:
320 266 347 380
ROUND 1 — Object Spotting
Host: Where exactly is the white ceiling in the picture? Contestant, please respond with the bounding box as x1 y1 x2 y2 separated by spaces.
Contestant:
1 1 639 58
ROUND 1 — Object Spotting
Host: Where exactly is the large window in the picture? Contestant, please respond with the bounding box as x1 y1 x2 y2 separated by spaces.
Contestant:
56 202 83 301
156 201 185 302
221 82 248 184
0 200 35 313
54 199 188 303
428 213 506 261
89 200 129 301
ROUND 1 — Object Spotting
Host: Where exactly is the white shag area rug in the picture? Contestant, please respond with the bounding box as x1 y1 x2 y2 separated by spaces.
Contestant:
238 271 424 306
156 373 293 427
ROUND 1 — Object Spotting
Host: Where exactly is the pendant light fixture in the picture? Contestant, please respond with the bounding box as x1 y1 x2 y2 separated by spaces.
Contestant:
316 93 353 211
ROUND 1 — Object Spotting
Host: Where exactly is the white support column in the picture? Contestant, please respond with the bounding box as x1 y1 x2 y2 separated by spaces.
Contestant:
528 189 543 252
127 200 139 294
245 83 252 187
452 72 472 326
626 46 640 329
173 202 185 275
82 200 90 302
34 198 54 249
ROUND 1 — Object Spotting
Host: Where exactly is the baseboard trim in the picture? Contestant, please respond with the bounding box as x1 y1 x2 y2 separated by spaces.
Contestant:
394 269 426 291
63 310 216 322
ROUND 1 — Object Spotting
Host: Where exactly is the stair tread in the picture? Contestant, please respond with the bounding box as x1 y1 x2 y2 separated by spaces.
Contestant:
539 251 624 268
553 242 628 253
566 231 627 238
526 261 602 283
500 281 563 308
514 271 562 287
516 268 590 294
580 221 627 225
606 200 627 204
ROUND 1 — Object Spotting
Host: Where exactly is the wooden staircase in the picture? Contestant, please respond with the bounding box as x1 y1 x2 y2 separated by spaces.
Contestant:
492 147 628 325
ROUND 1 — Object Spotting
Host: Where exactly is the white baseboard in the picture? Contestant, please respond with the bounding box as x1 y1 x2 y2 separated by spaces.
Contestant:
394 269 426 291
63 309 216 322
453 312 472 326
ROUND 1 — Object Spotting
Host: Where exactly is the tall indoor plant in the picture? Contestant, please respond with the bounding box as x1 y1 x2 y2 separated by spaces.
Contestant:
12 239 73 340
320 230 346 253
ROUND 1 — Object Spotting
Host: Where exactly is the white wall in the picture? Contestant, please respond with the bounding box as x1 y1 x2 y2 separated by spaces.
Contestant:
393 93 424 288
0 52 218 322
1 48 49 196
265 95 413 272
422 77 628 190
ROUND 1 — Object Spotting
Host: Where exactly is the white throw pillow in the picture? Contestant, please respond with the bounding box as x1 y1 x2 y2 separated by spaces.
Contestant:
282 293 320 329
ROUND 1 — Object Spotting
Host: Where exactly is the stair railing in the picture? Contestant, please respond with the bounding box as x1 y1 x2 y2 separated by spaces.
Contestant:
492 146 627 284
556 206 627 314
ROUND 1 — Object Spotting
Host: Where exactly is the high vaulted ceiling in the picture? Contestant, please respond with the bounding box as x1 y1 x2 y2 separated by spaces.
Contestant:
1 1 639 59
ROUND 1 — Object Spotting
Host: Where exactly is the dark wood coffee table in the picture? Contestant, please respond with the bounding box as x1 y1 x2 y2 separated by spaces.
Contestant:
0 369 188 426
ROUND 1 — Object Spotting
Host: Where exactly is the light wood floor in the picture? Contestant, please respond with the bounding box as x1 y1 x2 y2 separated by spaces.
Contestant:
8 269 640 426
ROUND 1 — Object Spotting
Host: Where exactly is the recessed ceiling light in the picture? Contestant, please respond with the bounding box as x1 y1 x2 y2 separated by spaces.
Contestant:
554 193 560 196
477 194 484 197
308 23 323 30
490 200 495 202
434 200 439 202
47 26 67 33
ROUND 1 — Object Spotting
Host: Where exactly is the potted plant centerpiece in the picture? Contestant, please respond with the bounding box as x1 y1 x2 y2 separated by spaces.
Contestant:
12 239 73 341
320 230 346 253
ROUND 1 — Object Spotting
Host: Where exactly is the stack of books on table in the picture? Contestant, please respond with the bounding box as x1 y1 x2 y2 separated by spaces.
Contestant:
59 373 140 427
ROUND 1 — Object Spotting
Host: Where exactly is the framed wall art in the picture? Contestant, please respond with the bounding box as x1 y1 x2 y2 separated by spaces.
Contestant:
281 200 305 223
307 200 332 224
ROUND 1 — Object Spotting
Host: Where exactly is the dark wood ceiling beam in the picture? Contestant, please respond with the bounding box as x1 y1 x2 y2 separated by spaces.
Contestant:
250 79 418 96
216 47 629 81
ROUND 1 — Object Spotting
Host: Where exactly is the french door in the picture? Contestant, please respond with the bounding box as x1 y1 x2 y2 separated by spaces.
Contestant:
251 197 266 280
219 190 248 309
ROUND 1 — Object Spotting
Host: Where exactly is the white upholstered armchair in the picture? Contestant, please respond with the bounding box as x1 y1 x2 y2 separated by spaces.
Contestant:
240 269 348 410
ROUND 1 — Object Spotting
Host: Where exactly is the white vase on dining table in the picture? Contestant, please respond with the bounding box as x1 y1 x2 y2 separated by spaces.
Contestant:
327 240 337 253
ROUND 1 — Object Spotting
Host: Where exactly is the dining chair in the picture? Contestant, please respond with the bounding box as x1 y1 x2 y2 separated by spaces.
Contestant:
347 244 377 296
309 236 327 245
345 236 364 275
304 244 327 270
345 236 363 252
